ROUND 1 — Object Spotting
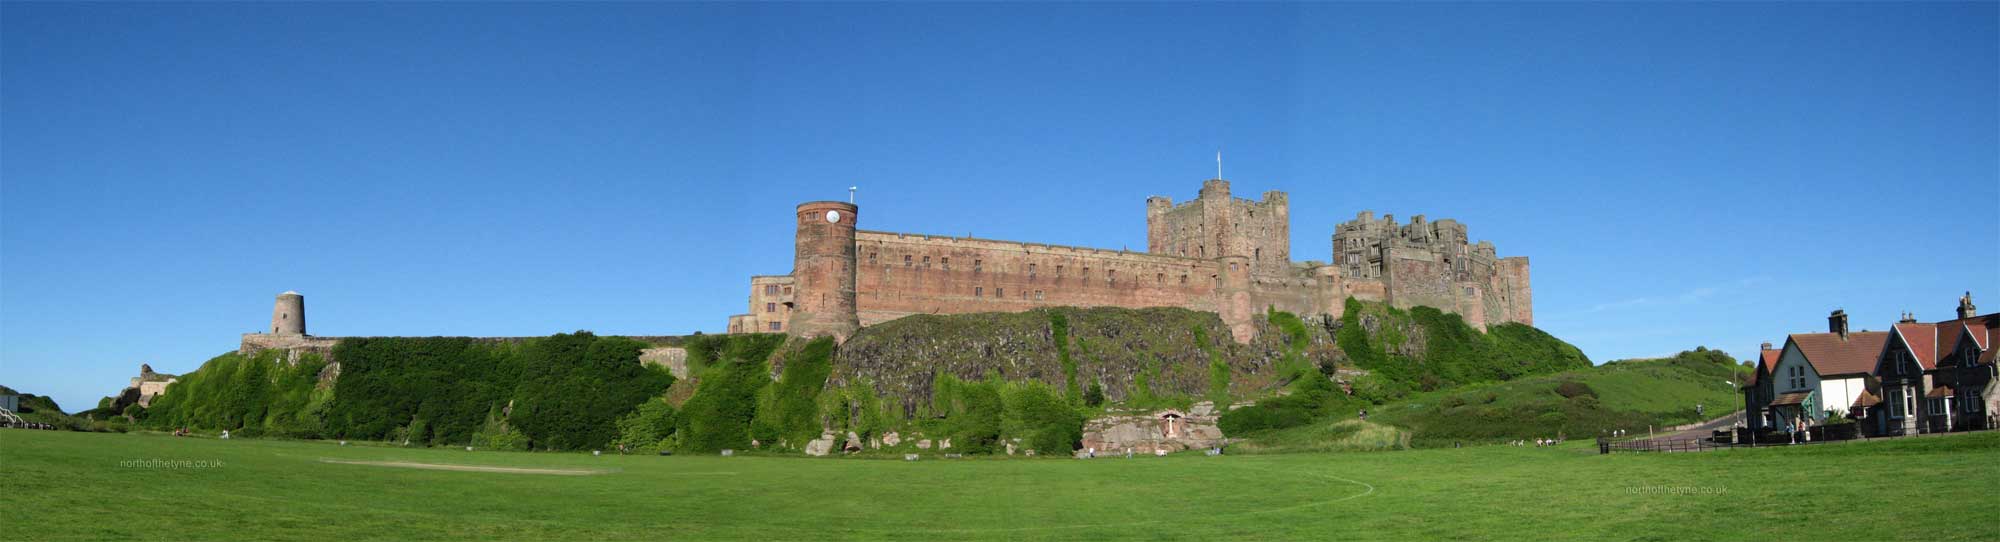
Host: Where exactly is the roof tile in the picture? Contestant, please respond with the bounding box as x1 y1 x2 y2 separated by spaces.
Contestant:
1789 331 1889 376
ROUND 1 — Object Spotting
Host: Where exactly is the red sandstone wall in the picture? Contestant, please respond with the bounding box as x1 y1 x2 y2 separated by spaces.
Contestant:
853 231 1222 325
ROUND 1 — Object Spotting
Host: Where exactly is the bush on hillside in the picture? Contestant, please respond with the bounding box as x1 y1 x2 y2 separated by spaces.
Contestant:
1555 381 1596 399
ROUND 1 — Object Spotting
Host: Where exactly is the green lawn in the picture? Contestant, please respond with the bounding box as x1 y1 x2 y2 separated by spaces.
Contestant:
4 430 1995 540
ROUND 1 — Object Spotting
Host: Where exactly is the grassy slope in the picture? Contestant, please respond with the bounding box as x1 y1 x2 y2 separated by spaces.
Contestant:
1368 350 1753 445
5 430 1995 540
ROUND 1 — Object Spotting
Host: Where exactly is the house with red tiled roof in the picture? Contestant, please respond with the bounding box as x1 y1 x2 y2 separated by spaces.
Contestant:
1741 343 1789 431
1872 320 1938 436
1744 310 1887 433
1745 293 1996 439
1865 292 1996 436
1916 293 1995 432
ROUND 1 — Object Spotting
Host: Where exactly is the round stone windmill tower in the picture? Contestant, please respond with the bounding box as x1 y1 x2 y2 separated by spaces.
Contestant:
787 201 859 341
270 291 306 336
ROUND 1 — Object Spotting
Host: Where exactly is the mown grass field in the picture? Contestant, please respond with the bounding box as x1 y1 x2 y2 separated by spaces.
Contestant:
4 429 1995 540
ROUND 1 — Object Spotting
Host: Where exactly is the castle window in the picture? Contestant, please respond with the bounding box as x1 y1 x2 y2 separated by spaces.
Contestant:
922 255 931 268
975 286 983 297
783 286 792 296
1199 245 1205 257
1465 287 1474 295
1157 273 1165 285
1034 290 1044 300
766 302 776 313
904 255 912 267
1028 264 1036 277
941 257 950 270
1180 274 1188 284
869 253 878 265
1056 265 1065 277
765 285 778 295
769 322 782 331
1255 248 1261 260
1108 269 1116 287
974 259 983 273
996 287 1004 298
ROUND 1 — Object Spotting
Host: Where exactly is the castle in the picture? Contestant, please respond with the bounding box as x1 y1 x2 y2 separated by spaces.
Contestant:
726 179 1532 343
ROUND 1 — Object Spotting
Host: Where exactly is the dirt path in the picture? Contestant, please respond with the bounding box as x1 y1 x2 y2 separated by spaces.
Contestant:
318 458 606 476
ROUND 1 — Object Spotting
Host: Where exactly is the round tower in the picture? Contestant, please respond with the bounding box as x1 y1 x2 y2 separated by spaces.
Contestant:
787 201 860 341
271 291 305 336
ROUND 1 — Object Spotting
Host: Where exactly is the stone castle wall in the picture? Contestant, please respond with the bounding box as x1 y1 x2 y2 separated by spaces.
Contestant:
852 231 1224 327
728 179 1533 342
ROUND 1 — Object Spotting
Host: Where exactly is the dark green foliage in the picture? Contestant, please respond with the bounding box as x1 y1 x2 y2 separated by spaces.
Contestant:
1331 299 1591 404
613 399 679 452
86 335 696 446
675 335 786 453
507 333 675 451
1218 370 1357 435
936 375 1005 454
1266 309 1313 378
144 350 328 438
1051 312 1080 401
760 338 838 447
322 337 512 444
1194 325 1231 406
1083 381 1105 408
1554 381 1596 399
1002 382 1083 454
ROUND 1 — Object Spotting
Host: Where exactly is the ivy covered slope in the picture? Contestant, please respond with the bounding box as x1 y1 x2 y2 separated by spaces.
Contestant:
136 332 679 451
1368 348 1752 446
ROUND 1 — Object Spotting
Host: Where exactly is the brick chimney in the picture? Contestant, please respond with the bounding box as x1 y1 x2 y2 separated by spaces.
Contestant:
1898 311 1917 324
1761 342 1773 351
1829 309 1848 338
1959 291 1978 320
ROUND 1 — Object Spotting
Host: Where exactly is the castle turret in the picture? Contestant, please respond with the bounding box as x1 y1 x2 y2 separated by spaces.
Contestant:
271 291 305 336
787 201 860 341
1145 196 1173 253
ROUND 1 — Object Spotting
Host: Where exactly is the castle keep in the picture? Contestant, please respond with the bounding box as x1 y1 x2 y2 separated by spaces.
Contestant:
726 179 1532 342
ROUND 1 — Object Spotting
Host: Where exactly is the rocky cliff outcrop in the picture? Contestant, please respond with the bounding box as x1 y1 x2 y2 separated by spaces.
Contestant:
832 307 1340 410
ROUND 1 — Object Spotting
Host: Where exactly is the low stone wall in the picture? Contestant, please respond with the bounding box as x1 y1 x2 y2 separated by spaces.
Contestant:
238 333 342 362
1079 401 1241 455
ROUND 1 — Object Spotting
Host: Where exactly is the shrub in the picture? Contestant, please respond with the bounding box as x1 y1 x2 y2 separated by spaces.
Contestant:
1083 381 1105 408
613 399 678 453
1555 381 1596 399
1002 382 1083 454
1439 396 1467 410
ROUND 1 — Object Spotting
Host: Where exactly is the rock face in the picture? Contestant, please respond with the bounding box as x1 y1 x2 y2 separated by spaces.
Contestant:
833 307 1325 413
639 347 690 379
1080 402 1234 455
804 432 837 456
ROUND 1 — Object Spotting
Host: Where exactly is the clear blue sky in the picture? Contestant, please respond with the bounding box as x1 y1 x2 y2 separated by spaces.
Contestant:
4 3 1995 412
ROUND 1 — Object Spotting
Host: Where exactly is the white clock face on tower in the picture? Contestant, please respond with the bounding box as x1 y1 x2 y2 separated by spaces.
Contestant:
826 210 842 223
